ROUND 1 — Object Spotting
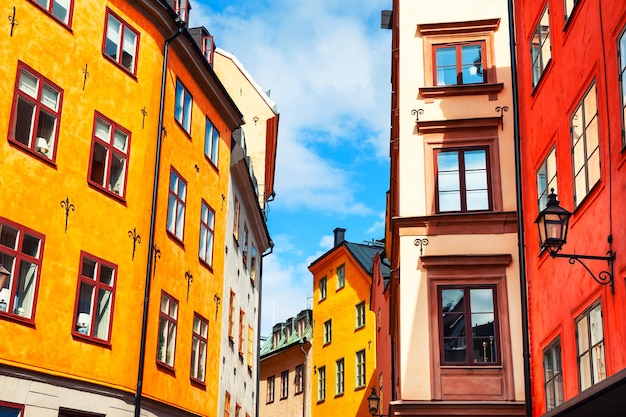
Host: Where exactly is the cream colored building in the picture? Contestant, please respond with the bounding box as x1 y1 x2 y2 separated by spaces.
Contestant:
385 1 526 416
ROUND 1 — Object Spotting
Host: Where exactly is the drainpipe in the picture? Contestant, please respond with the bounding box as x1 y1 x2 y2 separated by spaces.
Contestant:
299 339 308 417
506 2 532 417
134 20 186 417
256 242 274 417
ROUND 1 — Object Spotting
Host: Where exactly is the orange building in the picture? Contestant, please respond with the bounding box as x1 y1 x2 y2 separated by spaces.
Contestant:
0 0 242 416
308 229 379 417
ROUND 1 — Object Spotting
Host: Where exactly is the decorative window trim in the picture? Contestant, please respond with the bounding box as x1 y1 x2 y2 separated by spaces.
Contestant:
102 8 139 76
418 19 500 97
0 217 45 324
87 112 131 200
72 251 117 345
224 391 231 417
28 0 74 27
423 254 515 401
8 61 63 164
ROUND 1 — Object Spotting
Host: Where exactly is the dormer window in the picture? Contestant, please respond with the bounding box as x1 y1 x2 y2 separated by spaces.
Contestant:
202 35 214 64
175 0 190 23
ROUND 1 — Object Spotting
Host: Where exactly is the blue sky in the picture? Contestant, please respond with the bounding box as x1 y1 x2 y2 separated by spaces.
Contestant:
190 0 392 336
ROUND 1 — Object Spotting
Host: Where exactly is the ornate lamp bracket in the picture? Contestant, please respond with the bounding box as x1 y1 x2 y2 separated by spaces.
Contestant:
414 238 429 255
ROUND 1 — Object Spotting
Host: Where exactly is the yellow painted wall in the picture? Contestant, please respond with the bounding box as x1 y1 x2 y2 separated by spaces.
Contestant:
0 0 238 415
310 247 377 417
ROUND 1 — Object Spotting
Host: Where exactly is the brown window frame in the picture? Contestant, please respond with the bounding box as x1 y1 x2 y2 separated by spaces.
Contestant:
434 146 493 213
190 313 208 384
157 291 178 369
102 8 140 76
438 285 500 366
166 167 187 243
432 41 487 86
28 0 74 27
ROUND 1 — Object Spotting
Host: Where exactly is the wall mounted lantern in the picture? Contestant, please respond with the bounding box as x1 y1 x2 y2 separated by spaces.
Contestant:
367 387 387 417
535 190 615 293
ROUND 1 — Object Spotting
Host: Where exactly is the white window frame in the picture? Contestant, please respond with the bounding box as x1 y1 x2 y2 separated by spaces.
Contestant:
336 358 345 395
317 366 326 402
537 146 557 211
324 319 332 345
356 350 366 388
356 301 366 329
576 302 605 391
337 264 345 289
319 276 327 301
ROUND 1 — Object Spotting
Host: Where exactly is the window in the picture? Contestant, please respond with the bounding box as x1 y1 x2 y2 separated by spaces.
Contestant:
88 113 130 197
336 358 345 395
544 338 564 411
280 370 289 399
267 376 275 403
324 319 332 345
319 276 327 301
9 62 62 162
174 0 190 23
0 218 44 321
531 6 551 88
337 264 345 289
233 198 240 242
174 79 193 134
234 404 241 417
355 301 366 329
617 29 626 146
199 201 215 267
572 83 600 206
242 225 249 268
295 364 304 394
191 314 208 383
228 290 235 340
577 303 605 391
433 41 486 86
317 366 326 402
167 168 186 241
439 286 499 365
157 292 178 367
436 147 491 213
356 350 366 388
0 402 24 417
205 117 219 166
537 147 557 210
73 253 116 342
224 392 231 417
247 325 254 368
250 244 257 282
238 309 245 355
32 0 73 25
564 0 581 22
202 35 214 64
103 10 139 74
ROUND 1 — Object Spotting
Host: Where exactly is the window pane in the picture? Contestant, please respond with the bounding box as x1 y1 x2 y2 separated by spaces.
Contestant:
100 264 114 286
587 149 600 188
580 352 591 390
95 288 112 339
113 130 128 151
461 44 483 84
41 85 59 111
106 16 121 60
442 289 464 312
15 98 35 146
90 142 108 185
1 225 19 249
577 318 589 352
444 339 466 362
589 305 603 345
470 288 494 312
592 343 606 383
122 27 137 71
95 119 111 141
15 260 37 318
110 153 126 194
21 234 41 258
36 110 56 143
18 71 38 98
471 313 494 334
52 0 70 23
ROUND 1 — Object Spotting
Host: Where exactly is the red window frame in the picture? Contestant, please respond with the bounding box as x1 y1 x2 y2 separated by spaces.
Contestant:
199 200 215 268
438 285 500 366
0 217 45 324
87 112 131 199
102 8 140 76
167 167 187 242
234 403 241 417
190 313 208 383
434 146 492 213
174 0 190 23
9 61 63 164
202 35 214 64
174 79 193 135
0 400 25 416
157 291 178 368
433 41 487 86
72 251 117 344
204 116 219 166
224 391 231 417
228 289 235 340
28 0 74 27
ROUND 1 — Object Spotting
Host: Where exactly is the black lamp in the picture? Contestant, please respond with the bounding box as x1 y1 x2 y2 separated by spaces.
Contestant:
367 387 386 417
535 190 615 293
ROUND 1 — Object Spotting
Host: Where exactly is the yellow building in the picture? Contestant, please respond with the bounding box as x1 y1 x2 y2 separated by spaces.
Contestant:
308 229 379 417
0 0 243 416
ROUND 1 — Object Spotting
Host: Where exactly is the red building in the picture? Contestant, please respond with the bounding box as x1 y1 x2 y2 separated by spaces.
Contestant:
514 0 626 415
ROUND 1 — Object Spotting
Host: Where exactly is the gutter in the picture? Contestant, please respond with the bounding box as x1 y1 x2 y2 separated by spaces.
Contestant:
134 21 185 417
506 2 532 416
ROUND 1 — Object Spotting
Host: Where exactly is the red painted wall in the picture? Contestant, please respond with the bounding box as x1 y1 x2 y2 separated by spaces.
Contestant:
515 1 626 415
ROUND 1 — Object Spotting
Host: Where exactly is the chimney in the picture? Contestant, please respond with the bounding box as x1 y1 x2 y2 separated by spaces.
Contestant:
334 228 346 248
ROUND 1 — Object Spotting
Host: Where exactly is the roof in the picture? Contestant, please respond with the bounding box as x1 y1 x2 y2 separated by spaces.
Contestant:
260 309 312 358
309 239 389 279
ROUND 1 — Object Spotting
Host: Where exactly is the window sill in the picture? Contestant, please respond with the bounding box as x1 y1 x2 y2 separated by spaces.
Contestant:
8 139 58 167
190 377 207 389
102 53 138 80
355 324 365 331
156 360 176 375
419 83 503 98
0 310 36 327
199 257 214 272
88 180 127 204
27 0 74 32
71 331 112 348
166 230 185 249
174 119 192 140
354 385 366 391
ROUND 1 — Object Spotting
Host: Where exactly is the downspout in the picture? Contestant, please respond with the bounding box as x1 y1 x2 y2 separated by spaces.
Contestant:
299 339 308 417
134 21 186 417
506 2 532 417
256 242 274 417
